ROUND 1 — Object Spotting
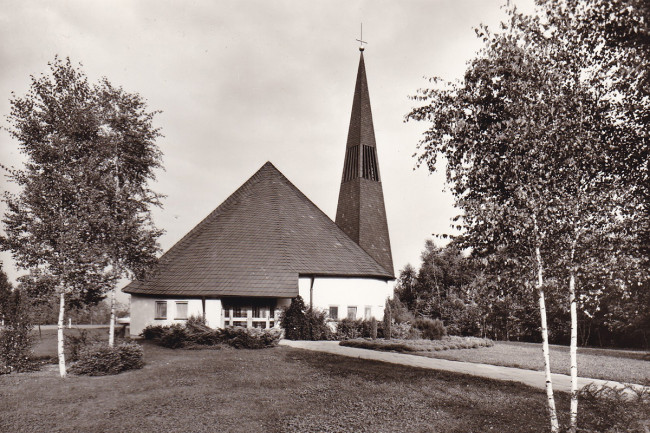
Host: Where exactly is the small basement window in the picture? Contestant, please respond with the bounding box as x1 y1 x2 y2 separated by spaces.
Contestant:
155 301 167 319
329 306 339 320
175 301 188 320
347 306 357 320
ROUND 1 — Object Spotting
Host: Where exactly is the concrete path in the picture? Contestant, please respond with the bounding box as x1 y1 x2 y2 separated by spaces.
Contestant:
280 340 648 395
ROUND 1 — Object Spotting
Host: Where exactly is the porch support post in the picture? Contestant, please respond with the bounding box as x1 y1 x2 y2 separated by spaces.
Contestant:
309 277 315 309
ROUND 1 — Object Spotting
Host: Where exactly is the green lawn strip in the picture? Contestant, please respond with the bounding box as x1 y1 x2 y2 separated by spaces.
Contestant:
1 343 607 433
351 339 649 384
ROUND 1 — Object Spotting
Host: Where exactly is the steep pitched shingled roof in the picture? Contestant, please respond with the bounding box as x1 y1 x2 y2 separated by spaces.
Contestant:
123 162 393 297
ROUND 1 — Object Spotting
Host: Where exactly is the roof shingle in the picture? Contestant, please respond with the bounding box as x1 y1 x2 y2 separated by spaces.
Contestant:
124 162 393 297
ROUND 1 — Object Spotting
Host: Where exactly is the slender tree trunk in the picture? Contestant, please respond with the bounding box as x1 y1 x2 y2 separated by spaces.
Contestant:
57 291 66 378
536 246 559 433
108 286 116 347
569 271 578 432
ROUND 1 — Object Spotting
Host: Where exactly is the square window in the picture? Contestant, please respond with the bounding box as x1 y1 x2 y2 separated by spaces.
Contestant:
329 306 339 320
347 306 357 320
155 301 167 319
175 302 188 320
364 306 372 319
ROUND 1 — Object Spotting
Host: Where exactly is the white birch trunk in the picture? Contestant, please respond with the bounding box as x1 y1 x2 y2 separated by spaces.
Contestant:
569 271 578 432
108 286 116 347
57 291 66 378
536 246 559 433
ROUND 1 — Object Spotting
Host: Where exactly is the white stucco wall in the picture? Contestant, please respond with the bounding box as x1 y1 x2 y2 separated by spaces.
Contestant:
298 277 392 321
129 296 222 336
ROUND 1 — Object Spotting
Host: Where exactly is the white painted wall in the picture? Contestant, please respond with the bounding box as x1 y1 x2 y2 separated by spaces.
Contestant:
298 277 392 321
129 296 222 336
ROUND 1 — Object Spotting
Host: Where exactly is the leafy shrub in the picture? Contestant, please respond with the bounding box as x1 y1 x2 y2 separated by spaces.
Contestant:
144 321 282 349
158 324 188 349
65 329 100 362
220 327 282 349
414 318 447 340
391 322 421 340
335 318 384 340
370 317 377 339
336 318 361 340
577 383 650 433
69 342 144 376
0 289 34 373
383 299 392 339
305 309 334 341
280 296 332 340
141 324 167 341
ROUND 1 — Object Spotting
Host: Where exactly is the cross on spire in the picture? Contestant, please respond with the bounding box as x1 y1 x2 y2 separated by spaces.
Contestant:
356 23 367 51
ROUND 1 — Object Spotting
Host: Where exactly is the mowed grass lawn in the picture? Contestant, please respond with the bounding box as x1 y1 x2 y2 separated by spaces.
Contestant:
413 341 649 384
1 335 596 433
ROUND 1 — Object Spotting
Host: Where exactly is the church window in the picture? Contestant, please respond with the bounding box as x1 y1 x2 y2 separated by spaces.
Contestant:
155 301 167 319
175 301 188 320
329 306 339 320
347 306 357 320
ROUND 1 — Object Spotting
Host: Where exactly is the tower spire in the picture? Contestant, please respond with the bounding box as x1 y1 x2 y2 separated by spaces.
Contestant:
335 49 394 276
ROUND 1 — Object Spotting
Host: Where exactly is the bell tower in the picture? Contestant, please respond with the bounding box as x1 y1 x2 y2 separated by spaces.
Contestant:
335 48 394 276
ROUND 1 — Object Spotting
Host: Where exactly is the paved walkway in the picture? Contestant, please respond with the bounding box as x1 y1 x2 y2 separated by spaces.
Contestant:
280 340 648 395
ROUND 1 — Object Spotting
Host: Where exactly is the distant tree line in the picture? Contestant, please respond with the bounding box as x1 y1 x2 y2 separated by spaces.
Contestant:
394 240 649 349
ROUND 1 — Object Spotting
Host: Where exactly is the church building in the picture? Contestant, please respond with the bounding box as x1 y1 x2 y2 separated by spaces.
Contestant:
124 47 395 335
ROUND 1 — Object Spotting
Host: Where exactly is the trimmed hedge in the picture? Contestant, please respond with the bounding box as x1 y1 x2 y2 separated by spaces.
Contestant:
69 342 144 376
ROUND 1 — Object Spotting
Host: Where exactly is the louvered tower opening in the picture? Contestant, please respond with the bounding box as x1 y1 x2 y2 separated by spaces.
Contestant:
343 145 359 182
362 145 378 181
342 145 380 182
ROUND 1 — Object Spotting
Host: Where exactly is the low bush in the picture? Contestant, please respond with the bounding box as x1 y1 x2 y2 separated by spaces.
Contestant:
336 318 361 340
336 318 385 340
414 318 447 340
69 342 144 376
141 324 167 341
339 336 494 353
577 383 650 433
390 322 421 340
158 324 188 349
341 339 417 352
65 329 101 362
220 327 282 349
143 322 282 349
280 296 332 340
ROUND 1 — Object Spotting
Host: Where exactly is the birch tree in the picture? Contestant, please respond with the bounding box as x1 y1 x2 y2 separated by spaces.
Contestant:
406 2 646 430
1 57 163 375
92 80 163 347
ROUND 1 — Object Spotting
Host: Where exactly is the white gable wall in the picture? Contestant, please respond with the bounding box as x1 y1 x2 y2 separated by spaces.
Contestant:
129 296 223 336
298 277 392 320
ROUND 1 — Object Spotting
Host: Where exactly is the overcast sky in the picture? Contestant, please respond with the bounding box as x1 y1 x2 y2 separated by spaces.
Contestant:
0 0 535 301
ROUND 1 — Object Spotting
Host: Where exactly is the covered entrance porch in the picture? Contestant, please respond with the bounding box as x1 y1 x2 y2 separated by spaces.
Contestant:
221 297 286 329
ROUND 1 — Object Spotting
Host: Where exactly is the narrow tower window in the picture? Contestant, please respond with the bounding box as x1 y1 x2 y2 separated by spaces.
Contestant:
342 145 359 182
362 145 379 181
